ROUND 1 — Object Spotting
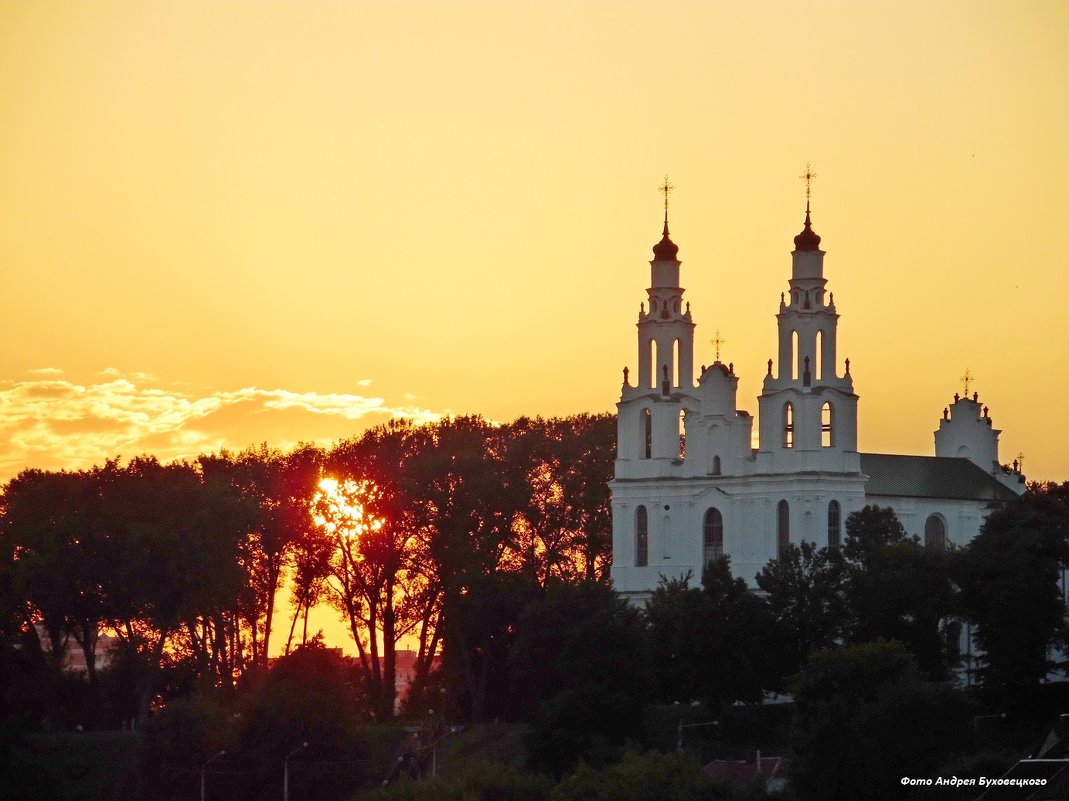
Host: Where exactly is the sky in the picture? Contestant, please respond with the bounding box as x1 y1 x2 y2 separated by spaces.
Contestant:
2 1 1068 648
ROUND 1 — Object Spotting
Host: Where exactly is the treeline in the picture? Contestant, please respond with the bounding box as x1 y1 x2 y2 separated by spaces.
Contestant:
0 414 614 730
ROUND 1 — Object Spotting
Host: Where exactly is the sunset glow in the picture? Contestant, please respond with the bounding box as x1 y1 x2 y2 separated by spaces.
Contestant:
1 2 1066 479
313 477 385 542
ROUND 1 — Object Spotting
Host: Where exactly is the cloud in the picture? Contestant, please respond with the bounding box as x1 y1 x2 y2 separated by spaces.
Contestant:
0 372 448 482
26 367 64 376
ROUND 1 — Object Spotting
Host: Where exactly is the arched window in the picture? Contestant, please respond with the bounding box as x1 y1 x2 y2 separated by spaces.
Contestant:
945 620 962 662
925 514 946 552
635 506 649 567
791 331 799 380
821 402 833 448
777 500 790 559
704 508 724 567
642 409 652 459
712 454 721 475
673 338 681 388
678 409 686 459
827 500 841 550
783 403 794 448
815 330 823 379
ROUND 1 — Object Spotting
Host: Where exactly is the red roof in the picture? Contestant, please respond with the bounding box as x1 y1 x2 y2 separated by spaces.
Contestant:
703 755 790 787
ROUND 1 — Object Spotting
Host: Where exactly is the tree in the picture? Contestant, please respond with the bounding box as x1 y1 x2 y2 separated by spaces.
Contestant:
842 505 956 680
645 560 777 708
315 420 438 720
510 580 650 774
102 457 247 718
551 750 734 801
500 415 615 586
408 416 519 723
223 444 324 669
756 540 847 678
956 482 1069 701
790 641 974 801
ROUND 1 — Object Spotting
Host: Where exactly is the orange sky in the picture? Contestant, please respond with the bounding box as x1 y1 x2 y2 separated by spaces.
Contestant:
2 1 1068 650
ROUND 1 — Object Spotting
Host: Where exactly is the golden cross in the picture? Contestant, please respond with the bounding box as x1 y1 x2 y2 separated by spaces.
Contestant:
960 368 974 396
800 162 817 201
658 175 674 218
710 330 725 361
1016 452 1025 473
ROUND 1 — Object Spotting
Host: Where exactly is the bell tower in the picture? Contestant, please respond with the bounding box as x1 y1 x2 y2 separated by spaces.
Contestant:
758 169 859 471
616 178 696 467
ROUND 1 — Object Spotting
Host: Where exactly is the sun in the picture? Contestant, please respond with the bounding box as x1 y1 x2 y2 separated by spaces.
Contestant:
311 476 384 540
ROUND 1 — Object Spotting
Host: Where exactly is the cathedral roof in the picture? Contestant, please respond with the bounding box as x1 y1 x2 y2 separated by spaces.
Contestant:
652 221 679 261
793 206 822 251
860 454 1018 502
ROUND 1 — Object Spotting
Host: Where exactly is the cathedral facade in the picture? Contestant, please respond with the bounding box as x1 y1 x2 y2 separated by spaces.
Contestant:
609 197 1025 600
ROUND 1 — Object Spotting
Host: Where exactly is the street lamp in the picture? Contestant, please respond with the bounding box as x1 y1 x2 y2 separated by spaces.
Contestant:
284 742 309 801
677 720 719 751
201 750 226 801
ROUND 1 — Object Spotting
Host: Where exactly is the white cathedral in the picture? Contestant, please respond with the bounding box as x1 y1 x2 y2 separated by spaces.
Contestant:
609 192 1026 600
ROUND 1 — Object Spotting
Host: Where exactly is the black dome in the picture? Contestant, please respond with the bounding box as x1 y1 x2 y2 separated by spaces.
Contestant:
794 208 822 251
652 222 679 261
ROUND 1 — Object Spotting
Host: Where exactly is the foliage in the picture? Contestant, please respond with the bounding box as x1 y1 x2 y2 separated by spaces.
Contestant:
0 412 617 731
755 541 847 679
789 641 974 801
842 506 956 679
358 759 553 801
645 561 778 707
511 580 651 775
955 482 1069 701
551 750 735 801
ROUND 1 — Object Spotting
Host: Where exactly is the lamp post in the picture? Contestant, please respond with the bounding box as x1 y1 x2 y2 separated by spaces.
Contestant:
677 720 719 752
200 750 225 801
284 742 309 801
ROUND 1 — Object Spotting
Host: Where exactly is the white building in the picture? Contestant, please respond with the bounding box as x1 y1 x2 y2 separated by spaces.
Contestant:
610 198 1025 601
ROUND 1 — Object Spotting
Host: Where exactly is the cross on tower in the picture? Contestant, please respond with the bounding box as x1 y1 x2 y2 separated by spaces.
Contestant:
960 368 974 397
711 330 725 361
1016 452 1025 473
658 175 674 221
800 163 817 202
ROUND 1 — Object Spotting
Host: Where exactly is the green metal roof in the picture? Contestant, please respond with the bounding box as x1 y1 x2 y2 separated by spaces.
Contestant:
860 453 1021 502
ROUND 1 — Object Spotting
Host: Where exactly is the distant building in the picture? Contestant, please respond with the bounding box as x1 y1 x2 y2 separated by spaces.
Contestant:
35 625 119 674
394 648 439 713
610 191 1025 601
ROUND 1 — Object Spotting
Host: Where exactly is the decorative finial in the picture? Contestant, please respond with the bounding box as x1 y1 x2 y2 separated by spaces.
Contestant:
943 407 949 420
793 164 822 251
767 358 773 376
960 368 974 397
622 366 629 385
652 176 680 260
845 357 851 375
711 330 725 361
1015 452 1025 473
658 175 674 225
800 162 817 205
